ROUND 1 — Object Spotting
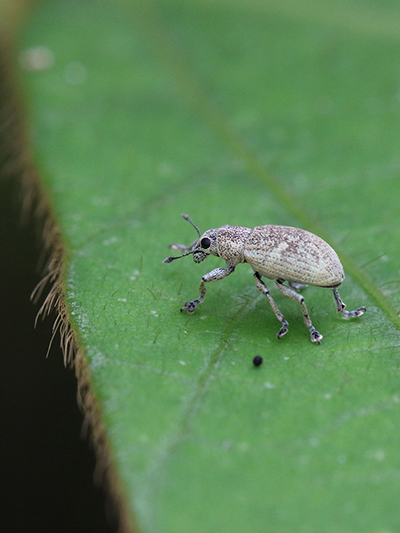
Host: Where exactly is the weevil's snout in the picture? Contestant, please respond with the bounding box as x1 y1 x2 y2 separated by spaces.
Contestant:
193 250 207 263
163 241 209 264
191 239 210 263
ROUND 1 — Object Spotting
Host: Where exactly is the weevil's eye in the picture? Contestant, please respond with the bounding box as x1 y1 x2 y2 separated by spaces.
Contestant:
201 237 211 249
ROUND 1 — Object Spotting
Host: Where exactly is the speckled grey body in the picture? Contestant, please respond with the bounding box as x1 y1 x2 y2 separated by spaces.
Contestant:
245 225 344 287
163 215 366 344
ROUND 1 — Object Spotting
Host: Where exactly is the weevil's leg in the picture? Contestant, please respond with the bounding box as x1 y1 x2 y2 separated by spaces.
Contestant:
289 281 308 291
181 266 235 314
332 288 366 318
253 272 289 339
276 280 323 344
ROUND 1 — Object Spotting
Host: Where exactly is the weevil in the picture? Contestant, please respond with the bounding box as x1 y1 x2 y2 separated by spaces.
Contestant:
163 214 366 344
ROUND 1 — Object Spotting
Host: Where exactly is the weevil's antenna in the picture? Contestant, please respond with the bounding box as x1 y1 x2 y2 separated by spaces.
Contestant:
163 251 193 263
181 213 201 239
163 214 201 263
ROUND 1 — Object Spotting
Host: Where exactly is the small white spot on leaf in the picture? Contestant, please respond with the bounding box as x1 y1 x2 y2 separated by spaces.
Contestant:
19 46 54 71
103 236 118 246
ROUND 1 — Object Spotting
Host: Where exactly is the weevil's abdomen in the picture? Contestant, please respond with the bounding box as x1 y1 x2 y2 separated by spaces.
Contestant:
245 225 344 287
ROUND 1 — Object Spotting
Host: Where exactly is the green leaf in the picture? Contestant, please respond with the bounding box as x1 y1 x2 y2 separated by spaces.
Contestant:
17 0 400 531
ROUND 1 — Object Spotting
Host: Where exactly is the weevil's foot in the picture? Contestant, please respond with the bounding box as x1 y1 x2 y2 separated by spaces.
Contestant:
341 306 366 318
310 327 323 344
276 319 289 339
180 300 198 314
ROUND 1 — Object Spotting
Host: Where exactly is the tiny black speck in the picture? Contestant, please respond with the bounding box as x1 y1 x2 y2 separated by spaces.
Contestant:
253 355 263 367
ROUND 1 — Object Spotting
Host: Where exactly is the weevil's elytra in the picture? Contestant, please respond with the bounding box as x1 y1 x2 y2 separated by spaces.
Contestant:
163 214 366 344
246 226 344 287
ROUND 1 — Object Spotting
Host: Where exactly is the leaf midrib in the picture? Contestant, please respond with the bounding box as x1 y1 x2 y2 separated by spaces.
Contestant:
143 294 263 500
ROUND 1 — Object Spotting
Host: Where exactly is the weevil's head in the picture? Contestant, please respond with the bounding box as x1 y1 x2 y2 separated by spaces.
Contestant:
191 229 218 263
163 214 218 264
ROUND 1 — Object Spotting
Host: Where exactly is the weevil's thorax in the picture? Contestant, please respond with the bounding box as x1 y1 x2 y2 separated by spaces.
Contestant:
216 225 252 267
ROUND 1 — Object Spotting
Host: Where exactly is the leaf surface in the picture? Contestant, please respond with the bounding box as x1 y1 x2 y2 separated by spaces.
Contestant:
18 0 400 531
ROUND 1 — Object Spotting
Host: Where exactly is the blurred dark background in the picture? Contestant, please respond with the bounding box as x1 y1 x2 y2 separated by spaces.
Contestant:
0 177 117 532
